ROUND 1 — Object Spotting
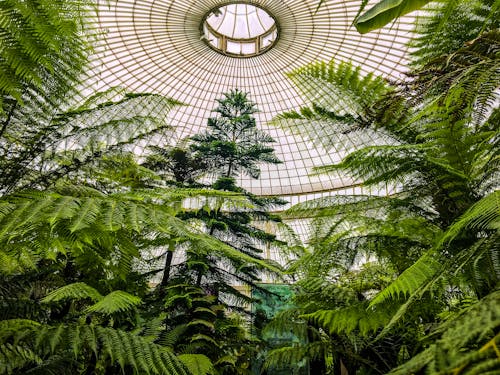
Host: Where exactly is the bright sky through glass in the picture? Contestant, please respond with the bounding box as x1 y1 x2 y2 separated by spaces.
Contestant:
94 0 418 196
207 4 275 39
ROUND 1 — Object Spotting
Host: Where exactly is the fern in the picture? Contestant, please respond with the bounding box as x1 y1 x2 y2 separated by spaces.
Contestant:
0 343 42 374
369 251 442 306
263 341 324 373
178 354 215 375
84 291 142 315
390 290 500 374
440 190 500 246
30 324 191 375
41 282 102 303
0 0 92 111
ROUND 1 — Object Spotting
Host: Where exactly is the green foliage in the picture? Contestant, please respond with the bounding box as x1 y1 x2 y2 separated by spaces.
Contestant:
354 0 432 34
190 89 281 179
41 282 103 303
1 91 181 193
151 283 256 374
389 290 500 374
410 0 500 68
0 0 92 111
85 291 142 315
178 354 215 375
269 2 499 373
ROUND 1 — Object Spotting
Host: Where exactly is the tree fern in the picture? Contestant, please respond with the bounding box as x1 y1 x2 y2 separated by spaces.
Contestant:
0 0 92 112
409 0 500 68
83 291 141 315
178 354 215 375
1 90 182 193
389 290 500 374
30 324 191 375
272 61 391 152
41 282 102 303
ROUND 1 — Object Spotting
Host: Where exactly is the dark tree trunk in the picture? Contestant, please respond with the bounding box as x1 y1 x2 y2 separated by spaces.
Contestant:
160 250 174 287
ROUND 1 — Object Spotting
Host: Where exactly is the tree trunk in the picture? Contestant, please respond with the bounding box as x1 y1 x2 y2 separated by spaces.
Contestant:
160 241 176 287
160 249 174 287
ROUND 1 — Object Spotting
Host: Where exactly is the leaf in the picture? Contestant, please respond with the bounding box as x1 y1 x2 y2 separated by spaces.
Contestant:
178 354 215 375
354 0 432 34
369 251 441 306
85 290 141 315
439 191 500 246
189 334 219 347
42 282 103 303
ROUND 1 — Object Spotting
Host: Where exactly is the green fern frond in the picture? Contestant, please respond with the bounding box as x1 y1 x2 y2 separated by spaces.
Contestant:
263 342 320 372
0 343 42 374
369 250 441 307
440 190 500 246
33 324 190 375
41 283 102 304
0 319 40 341
302 302 394 336
186 319 215 330
313 144 428 186
85 291 142 315
178 354 215 375
410 0 500 68
0 0 92 111
287 60 391 116
190 334 220 347
389 290 500 374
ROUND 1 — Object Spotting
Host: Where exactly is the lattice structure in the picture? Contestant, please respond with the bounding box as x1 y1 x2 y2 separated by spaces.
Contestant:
90 0 418 197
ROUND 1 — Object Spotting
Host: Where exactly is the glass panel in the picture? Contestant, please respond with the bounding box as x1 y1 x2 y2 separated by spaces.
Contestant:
93 0 418 196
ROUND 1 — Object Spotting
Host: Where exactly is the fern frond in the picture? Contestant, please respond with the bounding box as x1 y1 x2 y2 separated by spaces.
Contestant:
33 324 190 375
369 251 441 306
389 290 500 374
440 190 500 246
85 291 142 315
41 283 102 304
302 302 394 336
178 354 215 375
0 343 42 374
263 342 321 372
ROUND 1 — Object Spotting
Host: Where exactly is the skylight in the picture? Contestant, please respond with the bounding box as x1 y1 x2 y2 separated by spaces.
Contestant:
202 4 278 57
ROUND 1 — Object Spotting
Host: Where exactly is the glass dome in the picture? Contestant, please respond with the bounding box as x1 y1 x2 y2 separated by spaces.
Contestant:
203 3 278 57
92 0 418 197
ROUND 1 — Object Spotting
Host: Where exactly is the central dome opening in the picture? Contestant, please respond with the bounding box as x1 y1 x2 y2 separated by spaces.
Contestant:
202 3 278 57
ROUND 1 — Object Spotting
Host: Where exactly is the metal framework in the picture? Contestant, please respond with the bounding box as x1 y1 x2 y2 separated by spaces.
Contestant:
92 0 418 197
201 4 279 57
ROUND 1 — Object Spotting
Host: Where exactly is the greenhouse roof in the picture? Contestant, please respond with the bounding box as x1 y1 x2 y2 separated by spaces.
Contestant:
91 0 418 196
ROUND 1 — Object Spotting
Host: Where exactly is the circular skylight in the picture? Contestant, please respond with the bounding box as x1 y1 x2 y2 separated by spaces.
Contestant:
203 4 278 57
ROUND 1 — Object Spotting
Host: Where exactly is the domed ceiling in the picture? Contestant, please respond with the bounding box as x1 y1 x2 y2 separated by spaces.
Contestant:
91 0 417 196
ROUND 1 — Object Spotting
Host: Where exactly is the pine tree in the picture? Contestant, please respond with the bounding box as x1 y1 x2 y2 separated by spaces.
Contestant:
190 89 281 180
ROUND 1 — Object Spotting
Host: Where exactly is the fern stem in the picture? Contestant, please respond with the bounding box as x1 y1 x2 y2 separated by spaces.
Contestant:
0 100 17 139
160 246 175 287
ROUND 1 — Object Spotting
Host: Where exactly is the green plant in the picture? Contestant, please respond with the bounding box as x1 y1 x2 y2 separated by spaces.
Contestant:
269 3 499 372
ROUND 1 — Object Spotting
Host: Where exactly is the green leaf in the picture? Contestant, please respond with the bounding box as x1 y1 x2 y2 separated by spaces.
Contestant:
354 0 431 34
178 354 215 375
42 282 103 303
85 290 141 315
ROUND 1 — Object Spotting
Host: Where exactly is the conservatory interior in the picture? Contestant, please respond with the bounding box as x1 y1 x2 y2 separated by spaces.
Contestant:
0 0 499 374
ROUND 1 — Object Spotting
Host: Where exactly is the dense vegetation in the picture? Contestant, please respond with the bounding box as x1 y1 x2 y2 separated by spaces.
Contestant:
265 0 500 373
0 0 499 374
